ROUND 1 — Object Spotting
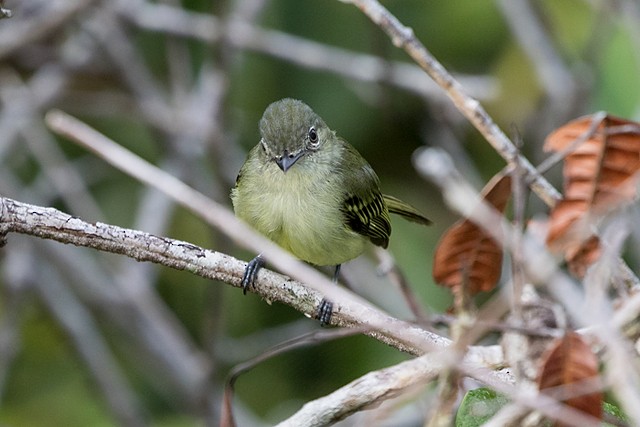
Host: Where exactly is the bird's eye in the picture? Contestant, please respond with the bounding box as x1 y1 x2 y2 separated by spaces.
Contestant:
308 126 319 147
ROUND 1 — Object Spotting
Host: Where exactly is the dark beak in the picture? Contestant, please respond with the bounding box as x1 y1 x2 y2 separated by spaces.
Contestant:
276 150 306 173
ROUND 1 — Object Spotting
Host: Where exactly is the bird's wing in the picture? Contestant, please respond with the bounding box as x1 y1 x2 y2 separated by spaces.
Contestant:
338 142 391 248
342 190 391 248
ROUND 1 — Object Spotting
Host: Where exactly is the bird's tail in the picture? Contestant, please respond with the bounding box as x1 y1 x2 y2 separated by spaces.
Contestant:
383 194 431 225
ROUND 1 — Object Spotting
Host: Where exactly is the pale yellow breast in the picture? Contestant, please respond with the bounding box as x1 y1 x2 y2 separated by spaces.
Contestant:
232 159 366 266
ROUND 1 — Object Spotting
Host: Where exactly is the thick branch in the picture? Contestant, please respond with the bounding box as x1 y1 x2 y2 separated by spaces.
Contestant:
277 352 444 427
278 346 597 427
0 196 468 357
0 196 307 314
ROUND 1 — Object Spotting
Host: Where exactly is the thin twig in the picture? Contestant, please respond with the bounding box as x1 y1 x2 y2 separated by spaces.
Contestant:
279 339 601 427
342 0 561 207
44 109 463 356
497 0 580 131
374 247 430 323
117 1 498 102
277 352 443 427
414 147 640 426
33 259 147 427
0 0 95 58
536 111 608 175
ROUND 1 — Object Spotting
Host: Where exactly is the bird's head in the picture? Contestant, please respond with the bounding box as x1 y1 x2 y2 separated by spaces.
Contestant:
259 98 330 172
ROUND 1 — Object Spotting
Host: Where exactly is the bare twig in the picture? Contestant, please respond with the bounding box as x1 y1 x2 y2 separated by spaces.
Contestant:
2 1 634 424
117 1 498 102
414 147 640 425
276 352 443 427
0 194 454 357
37 237 211 404
497 0 578 119
0 70 104 220
0 0 95 58
223 327 371 425
342 0 561 207
374 247 430 323
33 258 147 427
278 341 602 427
44 109 465 356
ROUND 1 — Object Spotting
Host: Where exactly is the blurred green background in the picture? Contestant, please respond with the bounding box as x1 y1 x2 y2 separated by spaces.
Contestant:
0 0 639 425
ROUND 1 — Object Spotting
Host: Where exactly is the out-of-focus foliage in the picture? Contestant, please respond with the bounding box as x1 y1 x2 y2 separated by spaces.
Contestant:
0 0 639 425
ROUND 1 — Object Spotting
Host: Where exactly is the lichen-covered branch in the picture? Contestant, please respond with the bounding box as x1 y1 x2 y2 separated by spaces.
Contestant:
0 195 482 358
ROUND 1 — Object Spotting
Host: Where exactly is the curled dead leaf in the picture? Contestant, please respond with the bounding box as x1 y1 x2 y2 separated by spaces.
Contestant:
537 331 602 426
544 114 640 273
432 174 511 295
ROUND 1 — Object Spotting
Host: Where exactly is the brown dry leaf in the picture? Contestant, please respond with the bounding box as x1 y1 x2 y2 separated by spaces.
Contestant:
432 174 511 294
545 114 640 259
537 332 602 426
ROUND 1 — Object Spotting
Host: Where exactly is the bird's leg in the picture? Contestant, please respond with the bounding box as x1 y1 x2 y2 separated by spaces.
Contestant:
316 264 340 326
241 254 265 294
332 264 342 282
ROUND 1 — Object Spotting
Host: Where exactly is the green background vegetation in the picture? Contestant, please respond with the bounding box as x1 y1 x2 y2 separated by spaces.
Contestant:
0 0 639 425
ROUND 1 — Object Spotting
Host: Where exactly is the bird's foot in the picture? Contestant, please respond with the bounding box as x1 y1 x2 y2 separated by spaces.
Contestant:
241 255 265 294
317 298 333 326
315 264 341 326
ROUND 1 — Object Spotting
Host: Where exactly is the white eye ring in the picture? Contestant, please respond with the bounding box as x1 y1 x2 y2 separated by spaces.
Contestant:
308 126 319 147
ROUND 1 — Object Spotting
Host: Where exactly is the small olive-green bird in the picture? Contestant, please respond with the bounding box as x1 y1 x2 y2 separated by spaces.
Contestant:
231 98 430 316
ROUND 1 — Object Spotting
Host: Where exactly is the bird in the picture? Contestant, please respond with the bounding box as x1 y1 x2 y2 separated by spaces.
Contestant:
231 98 430 323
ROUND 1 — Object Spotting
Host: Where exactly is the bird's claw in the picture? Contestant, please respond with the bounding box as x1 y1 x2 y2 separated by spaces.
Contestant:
317 298 333 326
241 255 265 294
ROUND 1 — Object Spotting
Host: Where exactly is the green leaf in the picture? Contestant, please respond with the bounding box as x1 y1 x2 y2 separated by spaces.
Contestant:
456 388 628 426
455 388 508 427
603 401 628 425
